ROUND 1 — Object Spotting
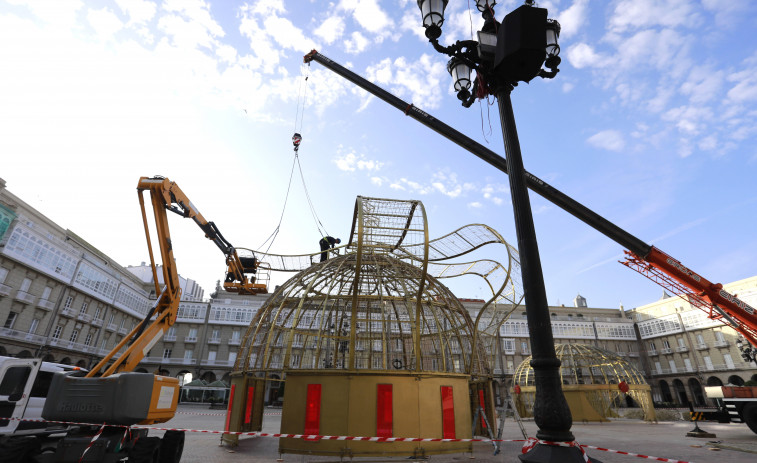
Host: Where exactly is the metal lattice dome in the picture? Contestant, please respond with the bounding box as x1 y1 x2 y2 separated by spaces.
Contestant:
513 344 655 422
514 344 647 386
236 252 483 375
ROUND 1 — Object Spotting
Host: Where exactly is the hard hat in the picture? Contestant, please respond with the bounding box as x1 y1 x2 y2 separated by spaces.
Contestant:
336 238 341 243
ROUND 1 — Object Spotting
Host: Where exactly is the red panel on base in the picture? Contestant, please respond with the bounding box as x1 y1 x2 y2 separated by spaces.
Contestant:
244 386 255 424
440 386 455 439
304 384 322 436
478 389 487 429
376 384 393 437
225 384 236 432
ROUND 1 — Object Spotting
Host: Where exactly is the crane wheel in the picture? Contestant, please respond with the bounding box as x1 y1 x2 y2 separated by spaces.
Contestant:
159 430 185 463
129 436 162 463
743 403 757 435
0 436 41 463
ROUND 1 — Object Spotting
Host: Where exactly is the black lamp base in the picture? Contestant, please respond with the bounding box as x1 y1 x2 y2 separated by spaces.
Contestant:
519 443 602 463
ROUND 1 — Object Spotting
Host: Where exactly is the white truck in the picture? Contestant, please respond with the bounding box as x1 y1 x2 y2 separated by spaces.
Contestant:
0 356 84 462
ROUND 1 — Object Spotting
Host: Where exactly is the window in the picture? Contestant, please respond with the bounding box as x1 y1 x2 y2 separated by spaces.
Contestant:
100 338 108 350
723 353 735 369
64 296 73 309
684 358 693 372
84 333 93 346
662 340 671 349
163 348 172 359
30 371 54 398
649 342 656 351
207 350 217 362
69 330 79 343
654 362 662 374
93 306 101 319
228 351 237 364
715 331 725 342
4 311 18 329
521 341 529 354
79 302 88 314
167 326 176 337
703 356 713 370
696 334 705 345
677 337 686 347
184 350 193 360
188 328 197 338
502 338 515 354
668 360 677 373
108 313 115 325
231 330 240 342
51 325 63 339
41 286 52 300
20 278 31 292
0 267 8 283
29 318 39 334
0 366 32 395
211 329 220 340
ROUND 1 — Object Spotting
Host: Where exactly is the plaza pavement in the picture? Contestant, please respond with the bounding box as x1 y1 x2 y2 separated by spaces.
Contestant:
146 404 757 463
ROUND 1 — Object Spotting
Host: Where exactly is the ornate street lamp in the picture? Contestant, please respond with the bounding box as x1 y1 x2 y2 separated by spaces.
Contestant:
419 2 599 462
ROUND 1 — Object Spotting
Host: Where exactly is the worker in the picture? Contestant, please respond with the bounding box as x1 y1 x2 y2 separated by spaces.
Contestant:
319 236 341 262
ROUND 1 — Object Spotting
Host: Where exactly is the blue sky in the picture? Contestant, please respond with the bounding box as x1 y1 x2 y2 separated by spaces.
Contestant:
1 0 756 310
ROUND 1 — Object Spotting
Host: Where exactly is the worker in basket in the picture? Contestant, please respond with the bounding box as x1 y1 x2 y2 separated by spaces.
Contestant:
319 236 341 262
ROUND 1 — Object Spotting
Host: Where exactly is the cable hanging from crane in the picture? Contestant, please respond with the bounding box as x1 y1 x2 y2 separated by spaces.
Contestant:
258 63 329 254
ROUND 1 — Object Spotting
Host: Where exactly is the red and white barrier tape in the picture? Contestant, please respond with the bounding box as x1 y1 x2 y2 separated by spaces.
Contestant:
77 423 105 463
7 417 694 463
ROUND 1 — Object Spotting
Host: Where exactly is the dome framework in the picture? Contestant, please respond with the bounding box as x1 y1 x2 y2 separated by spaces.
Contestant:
514 344 656 422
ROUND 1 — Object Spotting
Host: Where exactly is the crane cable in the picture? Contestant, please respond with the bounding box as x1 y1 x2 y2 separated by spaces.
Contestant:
258 63 329 254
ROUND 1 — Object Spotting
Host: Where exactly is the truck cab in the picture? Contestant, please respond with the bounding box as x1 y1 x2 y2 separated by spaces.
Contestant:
0 356 84 437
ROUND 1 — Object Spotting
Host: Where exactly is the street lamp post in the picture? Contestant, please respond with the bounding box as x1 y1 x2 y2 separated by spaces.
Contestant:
417 2 598 462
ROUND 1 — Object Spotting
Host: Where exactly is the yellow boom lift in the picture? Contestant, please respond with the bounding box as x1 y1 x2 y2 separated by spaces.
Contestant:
39 176 267 462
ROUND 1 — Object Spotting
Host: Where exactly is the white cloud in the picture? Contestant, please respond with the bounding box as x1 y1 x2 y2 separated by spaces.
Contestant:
365 54 447 109
314 15 345 44
566 43 606 69
115 0 157 25
87 8 124 40
468 202 483 209
339 0 392 36
333 151 383 172
345 31 369 54
557 0 590 39
608 0 700 34
587 130 625 152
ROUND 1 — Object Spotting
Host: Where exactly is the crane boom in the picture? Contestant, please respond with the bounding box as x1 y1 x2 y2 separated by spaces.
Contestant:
303 49 757 351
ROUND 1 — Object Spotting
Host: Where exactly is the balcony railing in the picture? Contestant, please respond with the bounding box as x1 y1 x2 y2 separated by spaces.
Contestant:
91 318 103 327
77 313 92 323
628 352 639 357
60 307 77 318
201 359 233 367
164 334 177 342
228 338 241 346
0 327 47 345
713 340 729 348
696 343 708 350
106 323 117 332
13 290 35 305
0 283 12 297
660 348 673 354
37 298 55 311
118 327 129 335
207 338 221 345
675 346 689 353
184 336 198 343
648 349 658 356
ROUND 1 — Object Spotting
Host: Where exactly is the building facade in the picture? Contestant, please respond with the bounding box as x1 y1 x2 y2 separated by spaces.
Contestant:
1 178 755 404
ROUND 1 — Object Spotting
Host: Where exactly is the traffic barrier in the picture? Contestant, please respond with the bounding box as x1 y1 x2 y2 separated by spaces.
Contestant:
6 417 695 463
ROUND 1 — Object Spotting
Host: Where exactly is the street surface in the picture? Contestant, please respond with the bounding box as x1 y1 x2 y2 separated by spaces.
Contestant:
144 404 757 463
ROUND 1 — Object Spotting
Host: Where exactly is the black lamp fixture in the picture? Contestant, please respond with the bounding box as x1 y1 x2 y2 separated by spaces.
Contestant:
418 2 598 463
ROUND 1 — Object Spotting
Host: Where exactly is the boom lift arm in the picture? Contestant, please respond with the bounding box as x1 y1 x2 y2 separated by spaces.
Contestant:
86 176 265 378
303 50 757 353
